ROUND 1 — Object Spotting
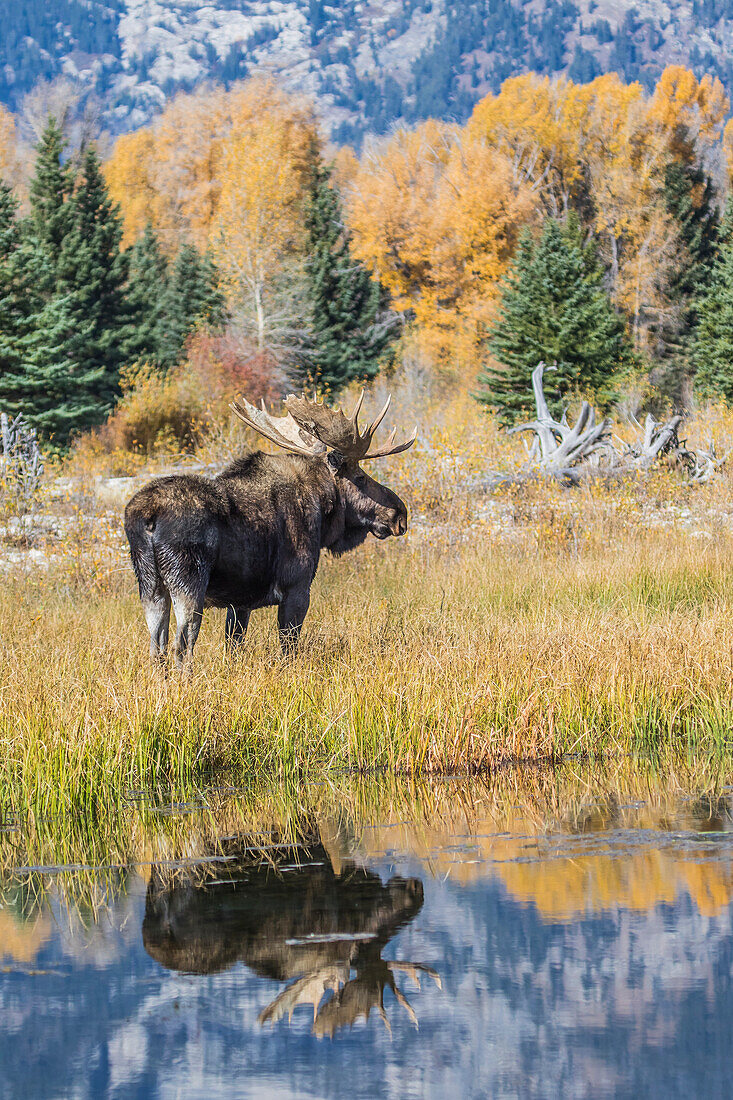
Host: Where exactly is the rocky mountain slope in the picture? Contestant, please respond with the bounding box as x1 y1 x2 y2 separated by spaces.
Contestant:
2 0 733 141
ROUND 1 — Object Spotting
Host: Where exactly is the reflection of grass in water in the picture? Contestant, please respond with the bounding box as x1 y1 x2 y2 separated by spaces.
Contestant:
4 529 733 807
2 756 732 925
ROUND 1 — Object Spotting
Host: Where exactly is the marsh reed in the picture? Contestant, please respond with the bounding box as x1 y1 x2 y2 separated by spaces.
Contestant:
3 505 733 813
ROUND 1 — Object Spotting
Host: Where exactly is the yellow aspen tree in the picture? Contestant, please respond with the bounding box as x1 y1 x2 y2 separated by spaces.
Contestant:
577 74 676 332
210 99 315 349
104 127 159 248
344 120 455 317
105 86 229 252
648 66 728 162
105 78 315 256
466 74 586 218
438 134 535 351
344 119 534 363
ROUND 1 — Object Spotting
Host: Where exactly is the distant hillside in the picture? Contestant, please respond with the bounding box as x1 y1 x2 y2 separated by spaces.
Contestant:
3 0 733 140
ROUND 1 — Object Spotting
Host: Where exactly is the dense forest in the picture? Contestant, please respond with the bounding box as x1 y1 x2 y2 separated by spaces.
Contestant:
2 67 733 448
0 79 397 445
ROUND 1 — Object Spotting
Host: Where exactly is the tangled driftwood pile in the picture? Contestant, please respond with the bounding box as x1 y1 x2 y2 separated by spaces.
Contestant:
505 362 727 485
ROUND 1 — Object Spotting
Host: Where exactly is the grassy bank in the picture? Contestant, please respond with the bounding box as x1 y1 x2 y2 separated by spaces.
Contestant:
3 485 733 810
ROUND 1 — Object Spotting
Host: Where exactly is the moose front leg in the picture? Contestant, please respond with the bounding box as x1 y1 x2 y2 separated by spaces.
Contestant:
225 605 251 651
277 587 311 656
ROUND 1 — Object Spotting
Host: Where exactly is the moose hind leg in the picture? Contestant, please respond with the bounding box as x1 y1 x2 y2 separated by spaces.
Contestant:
171 588 206 671
143 588 171 666
277 587 311 656
225 606 251 651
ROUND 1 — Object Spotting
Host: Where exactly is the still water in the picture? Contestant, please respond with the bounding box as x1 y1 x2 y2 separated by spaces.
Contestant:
2 772 733 1099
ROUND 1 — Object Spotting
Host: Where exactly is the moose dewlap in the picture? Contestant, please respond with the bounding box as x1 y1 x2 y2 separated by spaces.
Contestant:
124 392 417 668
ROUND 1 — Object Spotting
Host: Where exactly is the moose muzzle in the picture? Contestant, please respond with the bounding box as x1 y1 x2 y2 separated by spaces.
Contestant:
391 512 407 536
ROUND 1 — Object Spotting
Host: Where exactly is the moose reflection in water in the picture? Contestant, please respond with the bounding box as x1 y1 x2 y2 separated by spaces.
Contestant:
142 833 440 1037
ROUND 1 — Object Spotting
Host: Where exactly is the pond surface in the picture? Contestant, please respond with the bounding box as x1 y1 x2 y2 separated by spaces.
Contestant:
2 773 733 1098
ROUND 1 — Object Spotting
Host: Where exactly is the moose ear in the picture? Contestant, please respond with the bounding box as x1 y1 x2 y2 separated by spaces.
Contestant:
326 449 344 472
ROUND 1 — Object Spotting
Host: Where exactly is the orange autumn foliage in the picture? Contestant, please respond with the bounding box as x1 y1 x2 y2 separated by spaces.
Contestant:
104 78 317 254
340 65 729 364
466 66 729 350
99 66 733 366
343 120 535 361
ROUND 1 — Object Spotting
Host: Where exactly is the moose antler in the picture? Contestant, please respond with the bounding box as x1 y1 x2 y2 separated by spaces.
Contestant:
232 391 417 460
286 391 417 460
311 958 440 1038
230 396 327 457
258 964 350 1026
258 958 441 1038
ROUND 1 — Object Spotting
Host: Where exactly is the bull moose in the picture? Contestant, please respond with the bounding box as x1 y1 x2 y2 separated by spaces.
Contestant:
124 392 416 667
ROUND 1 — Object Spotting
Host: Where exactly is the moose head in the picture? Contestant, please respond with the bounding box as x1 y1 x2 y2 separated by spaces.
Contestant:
230 391 416 551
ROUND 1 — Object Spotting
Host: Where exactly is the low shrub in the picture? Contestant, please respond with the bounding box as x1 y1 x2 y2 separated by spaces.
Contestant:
89 329 286 458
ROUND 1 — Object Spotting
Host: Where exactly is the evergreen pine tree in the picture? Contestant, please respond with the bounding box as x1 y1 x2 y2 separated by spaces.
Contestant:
158 242 227 369
5 125 134 440
693 202 733 400
0 181 85 441
0 183 38 385
8 293 98 442
0 196 97 441
303 154 397 392
125 222 170 366
664 160 719 320
28 117 74 278
653 160 720 406
476 218 631 425
54 145 132 425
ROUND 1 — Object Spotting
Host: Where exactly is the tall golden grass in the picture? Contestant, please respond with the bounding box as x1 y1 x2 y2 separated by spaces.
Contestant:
2 517 733 809
4 374 733 808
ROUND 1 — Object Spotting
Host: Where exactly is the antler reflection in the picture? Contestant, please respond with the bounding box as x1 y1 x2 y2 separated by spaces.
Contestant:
259 952 441 1037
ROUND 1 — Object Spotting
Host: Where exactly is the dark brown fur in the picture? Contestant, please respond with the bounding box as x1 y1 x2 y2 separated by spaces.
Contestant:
124 450 408 666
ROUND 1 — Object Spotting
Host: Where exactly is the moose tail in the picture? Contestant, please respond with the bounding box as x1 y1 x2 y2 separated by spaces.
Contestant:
124 498 161 600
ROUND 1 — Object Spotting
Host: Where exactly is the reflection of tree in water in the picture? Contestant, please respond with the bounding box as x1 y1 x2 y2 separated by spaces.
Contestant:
490 791 733 920
0 879 52 964
568 793 733 836
142 832 439 1037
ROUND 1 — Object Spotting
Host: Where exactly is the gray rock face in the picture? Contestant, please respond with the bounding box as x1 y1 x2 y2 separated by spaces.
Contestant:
2 0 733 142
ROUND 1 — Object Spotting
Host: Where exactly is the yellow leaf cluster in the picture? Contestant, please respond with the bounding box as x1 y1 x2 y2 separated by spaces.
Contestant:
104 78 317 254
343 119 535 362
467 73 589 216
